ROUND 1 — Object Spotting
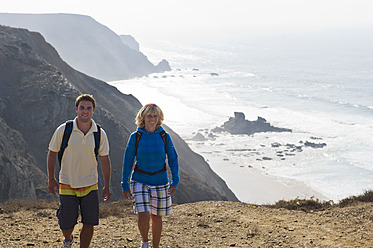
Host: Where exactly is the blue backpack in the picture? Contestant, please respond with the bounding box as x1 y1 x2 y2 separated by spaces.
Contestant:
133 130 167 175
57 120 101 165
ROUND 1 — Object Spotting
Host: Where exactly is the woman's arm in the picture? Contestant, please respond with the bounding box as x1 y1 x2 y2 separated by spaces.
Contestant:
166 133 179 188
121 133 136 192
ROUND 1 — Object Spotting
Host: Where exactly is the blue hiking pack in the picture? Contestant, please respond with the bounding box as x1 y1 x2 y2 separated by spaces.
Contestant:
57 120 101 165
133 130 167 175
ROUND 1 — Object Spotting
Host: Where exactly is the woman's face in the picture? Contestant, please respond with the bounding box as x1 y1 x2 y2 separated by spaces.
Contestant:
144 112 159 132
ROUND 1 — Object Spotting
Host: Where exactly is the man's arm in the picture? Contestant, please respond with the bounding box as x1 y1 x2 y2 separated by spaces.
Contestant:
100 155 111 202
46 150 59 195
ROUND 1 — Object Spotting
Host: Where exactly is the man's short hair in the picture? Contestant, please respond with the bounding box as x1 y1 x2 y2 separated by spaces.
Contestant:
75 94 96 109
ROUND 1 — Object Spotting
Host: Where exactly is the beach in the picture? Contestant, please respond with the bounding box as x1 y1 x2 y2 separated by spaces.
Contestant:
195 148 328 204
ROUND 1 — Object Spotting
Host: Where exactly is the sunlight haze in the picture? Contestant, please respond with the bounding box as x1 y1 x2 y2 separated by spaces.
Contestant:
1 0 373 40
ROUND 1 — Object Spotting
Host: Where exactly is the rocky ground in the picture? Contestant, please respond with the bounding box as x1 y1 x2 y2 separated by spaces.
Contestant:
0 200 372 247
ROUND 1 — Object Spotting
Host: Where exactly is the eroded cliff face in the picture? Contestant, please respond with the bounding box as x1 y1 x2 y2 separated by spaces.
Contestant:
0 25 238 203
0 117 50 202
0 13 170 81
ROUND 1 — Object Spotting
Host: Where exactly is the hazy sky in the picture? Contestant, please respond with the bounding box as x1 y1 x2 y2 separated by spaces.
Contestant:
2 0 373 40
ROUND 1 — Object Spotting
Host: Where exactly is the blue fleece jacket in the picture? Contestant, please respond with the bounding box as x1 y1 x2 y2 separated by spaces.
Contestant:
121 127 179 192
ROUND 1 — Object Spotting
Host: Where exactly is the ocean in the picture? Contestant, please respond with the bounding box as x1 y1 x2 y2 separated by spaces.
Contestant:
110 28 373 204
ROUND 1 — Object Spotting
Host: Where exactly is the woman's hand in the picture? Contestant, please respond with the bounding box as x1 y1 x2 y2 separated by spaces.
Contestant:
122 190 133 200
168 185 177 195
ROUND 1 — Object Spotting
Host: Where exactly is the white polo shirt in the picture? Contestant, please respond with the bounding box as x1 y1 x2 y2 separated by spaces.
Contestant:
48 118 109 188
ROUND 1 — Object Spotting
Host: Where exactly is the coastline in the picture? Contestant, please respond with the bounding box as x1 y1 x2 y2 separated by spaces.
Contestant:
197 152 328 204
110 79 329 204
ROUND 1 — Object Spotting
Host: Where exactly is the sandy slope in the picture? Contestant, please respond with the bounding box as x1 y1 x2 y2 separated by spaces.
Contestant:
1 200 372 247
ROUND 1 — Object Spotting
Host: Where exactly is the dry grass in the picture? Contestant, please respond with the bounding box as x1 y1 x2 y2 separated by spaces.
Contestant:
338 190 373 207
99 200 133 218
0 199 133 218
1 190 373 216
268 190 373 212
0 199 58 213
269 196 333 212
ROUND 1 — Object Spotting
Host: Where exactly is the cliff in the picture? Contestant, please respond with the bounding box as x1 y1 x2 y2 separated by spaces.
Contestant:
0 13 170 81
0 25 238 203
120 35 140 52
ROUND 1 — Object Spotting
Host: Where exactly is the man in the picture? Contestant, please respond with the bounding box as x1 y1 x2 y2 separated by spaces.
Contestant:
47 94 111 248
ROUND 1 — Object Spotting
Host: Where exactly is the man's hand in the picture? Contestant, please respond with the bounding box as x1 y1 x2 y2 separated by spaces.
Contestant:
102 186 111 202
48 179 59 195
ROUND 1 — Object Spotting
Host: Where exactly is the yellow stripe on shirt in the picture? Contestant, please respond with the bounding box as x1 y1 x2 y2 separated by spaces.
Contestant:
59 183 98 197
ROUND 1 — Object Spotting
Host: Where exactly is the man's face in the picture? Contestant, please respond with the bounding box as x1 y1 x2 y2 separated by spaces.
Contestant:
76 100 94 123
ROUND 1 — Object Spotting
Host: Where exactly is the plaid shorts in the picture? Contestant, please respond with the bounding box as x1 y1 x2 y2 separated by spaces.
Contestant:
130 181 173 216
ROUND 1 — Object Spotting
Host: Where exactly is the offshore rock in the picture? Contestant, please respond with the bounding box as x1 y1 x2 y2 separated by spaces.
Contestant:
192 132 207 141
304 141 327 148
212 112 292 135
156 59 171 72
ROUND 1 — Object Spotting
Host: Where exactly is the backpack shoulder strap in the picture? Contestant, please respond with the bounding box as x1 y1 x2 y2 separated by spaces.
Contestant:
93 124 101 159
159 130 167 153
135 131 142 156
57 120 73 166
134 130 167 156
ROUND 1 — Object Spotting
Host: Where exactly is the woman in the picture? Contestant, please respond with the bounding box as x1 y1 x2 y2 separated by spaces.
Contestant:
121 103 179 248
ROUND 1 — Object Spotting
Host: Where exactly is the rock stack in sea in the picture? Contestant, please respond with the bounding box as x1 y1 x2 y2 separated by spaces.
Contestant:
212 112 292 135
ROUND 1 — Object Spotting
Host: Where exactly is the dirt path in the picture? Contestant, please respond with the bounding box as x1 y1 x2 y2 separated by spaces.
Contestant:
1 201 372 247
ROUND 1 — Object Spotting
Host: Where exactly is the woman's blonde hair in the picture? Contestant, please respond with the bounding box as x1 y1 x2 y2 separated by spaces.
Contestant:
135 104 164 129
